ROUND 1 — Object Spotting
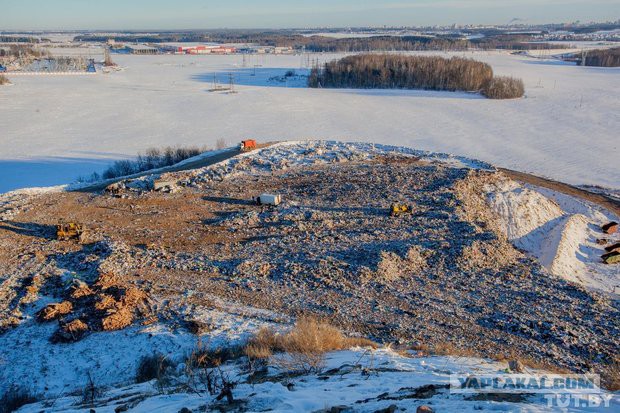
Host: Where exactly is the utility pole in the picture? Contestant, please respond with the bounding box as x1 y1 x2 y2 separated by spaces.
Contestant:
228 73 235 92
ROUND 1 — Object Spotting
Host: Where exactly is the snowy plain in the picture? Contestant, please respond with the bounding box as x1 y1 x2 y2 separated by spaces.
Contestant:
0 50 618 193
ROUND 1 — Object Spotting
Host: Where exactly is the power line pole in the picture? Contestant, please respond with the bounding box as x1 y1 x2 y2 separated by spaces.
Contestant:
228 73 235 92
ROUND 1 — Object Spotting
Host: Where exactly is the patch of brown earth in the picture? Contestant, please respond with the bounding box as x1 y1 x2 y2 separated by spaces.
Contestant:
36 272 151 341
37 301 73 322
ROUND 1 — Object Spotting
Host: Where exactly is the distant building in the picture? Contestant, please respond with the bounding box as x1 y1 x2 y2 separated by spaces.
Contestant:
124 45 158 55
274 46 294 54
176 45 237 55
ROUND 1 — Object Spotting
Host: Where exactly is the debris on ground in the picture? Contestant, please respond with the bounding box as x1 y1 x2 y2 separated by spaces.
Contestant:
0 141 618 403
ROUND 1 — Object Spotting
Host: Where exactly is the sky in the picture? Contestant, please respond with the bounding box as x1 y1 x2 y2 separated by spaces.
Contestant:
1 0 619 30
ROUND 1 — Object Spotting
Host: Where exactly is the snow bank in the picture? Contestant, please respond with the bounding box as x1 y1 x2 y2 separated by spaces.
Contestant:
485 177 619 295
485 179 564 242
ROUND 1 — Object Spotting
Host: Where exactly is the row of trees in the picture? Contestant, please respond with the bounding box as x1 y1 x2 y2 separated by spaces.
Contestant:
0 45 49 59
308 54 493 92
0 36 45 43
99 146 206 180
481 76 525 99
580 47 620 67
308 54 525 99
76 32 562 53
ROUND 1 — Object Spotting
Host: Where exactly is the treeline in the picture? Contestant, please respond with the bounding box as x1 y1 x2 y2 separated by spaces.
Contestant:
98 146 206 181
470 34 567 50
0 45 48 59
308 54 524 99
308 54 493 91
251 35 471 52
0 36 45 43
75 32 561 52
580 47 620 67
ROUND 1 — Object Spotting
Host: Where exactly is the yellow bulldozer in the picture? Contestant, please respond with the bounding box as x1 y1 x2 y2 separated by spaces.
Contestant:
390 203 412 217
56 221 85 241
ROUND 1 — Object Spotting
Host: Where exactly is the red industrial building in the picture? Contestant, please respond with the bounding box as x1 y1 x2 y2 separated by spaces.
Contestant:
177 45 237 55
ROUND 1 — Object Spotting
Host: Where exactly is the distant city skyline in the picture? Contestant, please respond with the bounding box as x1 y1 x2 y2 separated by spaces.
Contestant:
1 0 619 30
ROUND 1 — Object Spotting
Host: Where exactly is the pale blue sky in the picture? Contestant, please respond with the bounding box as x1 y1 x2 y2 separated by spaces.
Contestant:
1 0 619 30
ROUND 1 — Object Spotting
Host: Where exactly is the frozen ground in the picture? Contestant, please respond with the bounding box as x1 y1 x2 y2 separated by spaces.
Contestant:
17 348 619 413
0 50 618 193
1 141 618 412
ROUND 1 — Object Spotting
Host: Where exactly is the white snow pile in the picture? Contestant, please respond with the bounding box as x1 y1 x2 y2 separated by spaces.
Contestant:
16 348 618 413
485 177 619 295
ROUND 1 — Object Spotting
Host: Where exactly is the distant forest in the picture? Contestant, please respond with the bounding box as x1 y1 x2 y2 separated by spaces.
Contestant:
0 36 45 43
308 54 524 99
579 47 620 67
74 32 563 52
0 45 48 59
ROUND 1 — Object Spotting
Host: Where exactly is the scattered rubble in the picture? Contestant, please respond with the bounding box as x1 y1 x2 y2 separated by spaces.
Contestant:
37 301 73 322
0 141 618 387
35 270 151 342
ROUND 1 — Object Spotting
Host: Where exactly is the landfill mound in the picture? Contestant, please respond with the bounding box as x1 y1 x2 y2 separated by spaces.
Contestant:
0 141 618 389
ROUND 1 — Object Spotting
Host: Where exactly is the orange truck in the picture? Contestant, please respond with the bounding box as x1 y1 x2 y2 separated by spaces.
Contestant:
239 139 257 151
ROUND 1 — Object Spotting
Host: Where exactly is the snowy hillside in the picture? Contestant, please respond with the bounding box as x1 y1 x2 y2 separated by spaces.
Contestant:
16 348 619 413
0 51 618 192
0 140 618 412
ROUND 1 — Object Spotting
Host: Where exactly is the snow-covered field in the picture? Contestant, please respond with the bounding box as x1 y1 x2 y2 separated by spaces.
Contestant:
0 50 618 193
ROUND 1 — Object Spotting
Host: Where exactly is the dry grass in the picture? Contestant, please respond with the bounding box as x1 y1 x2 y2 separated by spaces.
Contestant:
215 138 228 150
0 386 39 413
245 317 376 373
183 344 242 397
482 76 525 99
135 353 175 390
0 74 9 86
602 361 620 391
428 342 478 358
188 343 247 369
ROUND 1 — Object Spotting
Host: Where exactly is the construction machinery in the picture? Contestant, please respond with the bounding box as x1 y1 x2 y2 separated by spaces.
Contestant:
602 251 620 265
56 221 85 241
239 139 257 152
390 203 412 217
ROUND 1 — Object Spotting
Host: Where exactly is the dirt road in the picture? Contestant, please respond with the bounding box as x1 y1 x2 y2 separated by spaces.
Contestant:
499 168 620 217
